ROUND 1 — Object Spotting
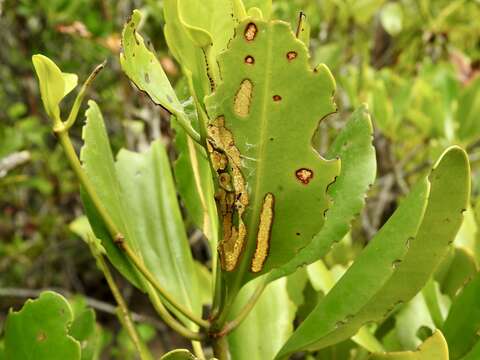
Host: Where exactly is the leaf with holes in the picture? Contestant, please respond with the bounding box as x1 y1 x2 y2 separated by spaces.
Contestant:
4 291 81 360
276 147 470 358
269 104 376 282
205 18 340 299
368 331 448 360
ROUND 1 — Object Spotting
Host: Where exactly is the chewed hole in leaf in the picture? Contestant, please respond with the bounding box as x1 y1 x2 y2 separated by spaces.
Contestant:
245 55 255 64
251 193 275 273
287 51 298 61
273 95 282 102
392 259 402 269
244 22 258 41
234 79 253 117
296 168 314 185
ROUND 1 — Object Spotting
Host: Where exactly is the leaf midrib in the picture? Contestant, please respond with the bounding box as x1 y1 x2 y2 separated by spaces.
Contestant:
235 22 275 285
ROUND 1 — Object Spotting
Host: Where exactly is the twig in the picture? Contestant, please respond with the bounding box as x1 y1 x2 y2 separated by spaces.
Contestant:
0 151 31 178
89 239 153 360
214 280 266 337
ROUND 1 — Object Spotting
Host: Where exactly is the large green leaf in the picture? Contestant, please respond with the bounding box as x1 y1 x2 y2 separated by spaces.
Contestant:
80 101 200 321
368 331 448 360
269 105 376 281
32 54 78 121
443 271 480 359
276 147 470 358
205 18 340 293
4 291 81 360
228 277 295 359
115 140 201 320
80 101 144 289
276 177 429 357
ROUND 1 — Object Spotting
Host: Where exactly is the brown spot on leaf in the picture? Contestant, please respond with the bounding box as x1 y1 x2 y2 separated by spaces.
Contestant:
245 22 258 41
287 51 297 61
245 55 255 64
296 168 314 185
37 331 47 342
234 79 253 117
251 193 274 273
144 72 150 83
273 95 282 102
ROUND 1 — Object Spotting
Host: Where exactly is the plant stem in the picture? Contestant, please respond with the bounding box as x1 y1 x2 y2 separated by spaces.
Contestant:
91 241 153 360
56 126 208 329
216 280 266 337
192 341 206 360
121 242 210 329
63 61 106 131
174 110 202 144
212 336 230 360
147 287 206 341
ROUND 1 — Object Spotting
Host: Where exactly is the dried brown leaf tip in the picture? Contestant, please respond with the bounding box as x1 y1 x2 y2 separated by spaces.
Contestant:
296 168 314 185
245 22 258 41
251 193 275 273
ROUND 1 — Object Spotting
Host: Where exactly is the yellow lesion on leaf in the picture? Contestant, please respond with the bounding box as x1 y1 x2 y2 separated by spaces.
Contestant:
251 193 274 273
234 79 253 117
207 116 249 271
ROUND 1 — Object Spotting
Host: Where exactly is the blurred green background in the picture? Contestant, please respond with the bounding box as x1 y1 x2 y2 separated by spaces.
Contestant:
1 0 479 358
